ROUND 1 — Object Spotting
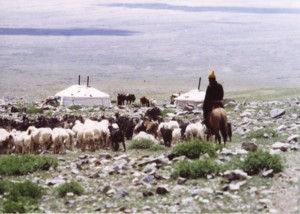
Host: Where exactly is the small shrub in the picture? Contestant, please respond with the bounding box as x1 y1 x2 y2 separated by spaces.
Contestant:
241 150 284 175
224 102 236 111
133 103 142 108
161 109 176 117
149 143 166 151
171 140 217 159
0 180 43 213
247 128 277 139
0 155 58 176
2 200 26 213
26 103 43 114
171 158 224 179
55 181 84 197
68 105 82 111
128 139 156 150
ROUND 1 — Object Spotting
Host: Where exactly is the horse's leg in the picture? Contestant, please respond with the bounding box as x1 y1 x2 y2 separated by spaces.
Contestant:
216 132 221 144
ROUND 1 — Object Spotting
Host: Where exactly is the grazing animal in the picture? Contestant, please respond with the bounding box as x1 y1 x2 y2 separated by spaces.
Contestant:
108 125 126 152
140 96 150 107
157 120 179 139
115 114 136 140
10 130 26 154
134 120 147 134
117 93 136 105
207 107 228 145
160 127 172 147
27 126 53 153
145 107 161 121
52 128 73 154
172 128 182 145
185 122 205 141
144 119 159 138
170 92 181 104
125 94 136 104
117 94 126 106
150 99 157 107
0 128 14 154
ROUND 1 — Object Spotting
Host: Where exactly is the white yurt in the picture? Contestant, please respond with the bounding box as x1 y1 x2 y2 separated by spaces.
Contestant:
175 89 206 109
54 76 111 107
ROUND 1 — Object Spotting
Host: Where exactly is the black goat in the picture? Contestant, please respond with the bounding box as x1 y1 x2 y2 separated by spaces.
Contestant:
108 125 126 152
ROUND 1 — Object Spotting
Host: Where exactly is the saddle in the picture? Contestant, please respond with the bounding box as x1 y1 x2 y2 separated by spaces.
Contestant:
211 100 224 109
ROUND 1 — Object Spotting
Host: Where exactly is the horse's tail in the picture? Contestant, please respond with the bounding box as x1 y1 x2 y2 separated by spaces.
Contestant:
220 114 228 145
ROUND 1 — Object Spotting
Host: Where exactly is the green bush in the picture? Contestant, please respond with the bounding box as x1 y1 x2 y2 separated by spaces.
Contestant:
133 103 142 108
128 139 156 150
149 143 166 151
68 104 82 111
55 181 84 197
2 200 26 213
247 128 277 139
0 180 43 213
0 155 58 175
161 109 176 117
27 103 43 114
171 140 217 159
241 150 284 175
171 158 224 179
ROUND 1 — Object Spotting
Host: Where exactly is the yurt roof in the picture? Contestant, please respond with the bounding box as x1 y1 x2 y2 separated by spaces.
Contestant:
55 85 110 98
175 89 206 102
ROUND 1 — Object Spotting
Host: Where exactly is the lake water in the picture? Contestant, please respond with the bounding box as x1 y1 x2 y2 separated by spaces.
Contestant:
0 0 300 101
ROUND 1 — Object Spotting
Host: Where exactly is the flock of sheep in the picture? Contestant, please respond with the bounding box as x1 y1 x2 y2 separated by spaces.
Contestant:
0 108 208 155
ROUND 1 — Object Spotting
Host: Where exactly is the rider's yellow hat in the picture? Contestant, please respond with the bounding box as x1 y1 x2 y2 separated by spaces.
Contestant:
208 70 216 79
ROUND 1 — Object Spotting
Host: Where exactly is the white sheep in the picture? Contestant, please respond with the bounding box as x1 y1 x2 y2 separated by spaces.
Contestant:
27 126 53 153
185 122 205 141
10 129 26 154
52 127 72 154
72 120 84 148
97 119 110 149
172 128 182 145
0 128 13 154
150 99 157 107
77 119 107 152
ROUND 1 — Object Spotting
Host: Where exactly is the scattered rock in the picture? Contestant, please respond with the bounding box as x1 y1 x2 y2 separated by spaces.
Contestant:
181 197 194 205
228 181 247 191
143 191 154 197
259 198 273 206
113 188 129 198
287 134 299 142
177 177 187 185
140 174 155 183
241 142 258 152
270 108 285 118
261 169 274 178
272 142 289 152
156 186 169 195
223 169 251 181
99 153 113 160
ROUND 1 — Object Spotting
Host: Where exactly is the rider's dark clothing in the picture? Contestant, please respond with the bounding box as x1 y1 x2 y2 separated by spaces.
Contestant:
203 80 224 123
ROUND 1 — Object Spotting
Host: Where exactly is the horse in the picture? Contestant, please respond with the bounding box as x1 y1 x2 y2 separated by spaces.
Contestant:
207 107 228 145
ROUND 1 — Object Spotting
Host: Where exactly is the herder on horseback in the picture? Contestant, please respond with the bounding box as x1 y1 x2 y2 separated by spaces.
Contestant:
202 70 224 131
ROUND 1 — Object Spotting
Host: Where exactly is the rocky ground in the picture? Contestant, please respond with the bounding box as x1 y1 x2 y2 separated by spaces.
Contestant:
0 88 300 213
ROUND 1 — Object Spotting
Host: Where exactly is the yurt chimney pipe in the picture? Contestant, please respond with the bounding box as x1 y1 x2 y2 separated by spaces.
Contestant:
78 75 81 85
198 77 201 91
87 76 90 87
